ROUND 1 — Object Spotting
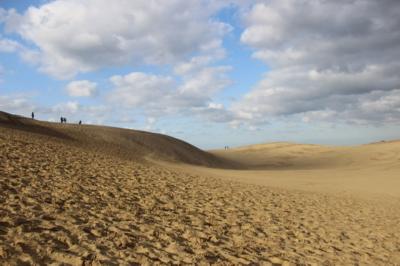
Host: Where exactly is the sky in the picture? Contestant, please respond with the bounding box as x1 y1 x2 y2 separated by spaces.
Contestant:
1 0 400 149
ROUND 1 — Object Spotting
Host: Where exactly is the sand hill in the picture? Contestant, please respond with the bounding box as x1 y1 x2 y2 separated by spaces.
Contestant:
0 111 231 168
203 142 400 197
1 111 400 265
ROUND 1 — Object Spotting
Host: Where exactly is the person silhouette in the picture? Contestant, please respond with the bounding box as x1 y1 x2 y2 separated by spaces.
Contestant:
79 120 82 125
31 112 34 119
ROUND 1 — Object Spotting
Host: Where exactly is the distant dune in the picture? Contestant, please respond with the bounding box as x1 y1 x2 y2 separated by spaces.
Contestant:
190 141 400 198
1 111 400 265
211 141 400 170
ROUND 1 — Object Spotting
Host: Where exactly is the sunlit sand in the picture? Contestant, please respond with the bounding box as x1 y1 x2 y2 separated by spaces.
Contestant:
1 111 400 265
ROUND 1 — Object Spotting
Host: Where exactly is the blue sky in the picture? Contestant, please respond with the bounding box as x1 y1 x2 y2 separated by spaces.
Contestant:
1 0 400 149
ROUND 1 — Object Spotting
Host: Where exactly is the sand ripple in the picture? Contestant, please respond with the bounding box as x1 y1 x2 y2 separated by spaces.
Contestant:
1 129 400 265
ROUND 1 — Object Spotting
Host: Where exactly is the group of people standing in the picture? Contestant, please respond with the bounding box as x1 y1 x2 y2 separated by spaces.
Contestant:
30 112 81 125
61 117 82 125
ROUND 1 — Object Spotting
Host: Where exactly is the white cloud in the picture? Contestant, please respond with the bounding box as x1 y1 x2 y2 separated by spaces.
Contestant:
234 0 400 125
0 37 22 52
177 66 232 107
108 64 233 120
193 103 235 123
208 102 224 110
173 56 213 76
52 101 80 114
1 2 235 126
65 80 97 97
109 72 175 108
5 0 231 79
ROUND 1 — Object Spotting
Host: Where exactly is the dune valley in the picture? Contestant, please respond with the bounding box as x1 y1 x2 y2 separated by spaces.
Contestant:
1 111 400 265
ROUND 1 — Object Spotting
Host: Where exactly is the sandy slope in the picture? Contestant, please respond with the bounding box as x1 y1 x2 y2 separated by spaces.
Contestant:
1 112 400 265
0 111 232 168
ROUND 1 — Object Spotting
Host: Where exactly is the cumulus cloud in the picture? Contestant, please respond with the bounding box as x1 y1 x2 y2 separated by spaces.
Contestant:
6 0 398 131
235 0 400 125
108 65 232 120
192 102 235 123
173 56 214 76
65 80 97 97
109 72 175 109
178 66 232 107
4 0 231 78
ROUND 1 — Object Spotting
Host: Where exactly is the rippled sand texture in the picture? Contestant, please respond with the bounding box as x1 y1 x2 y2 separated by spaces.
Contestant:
1 119 400 264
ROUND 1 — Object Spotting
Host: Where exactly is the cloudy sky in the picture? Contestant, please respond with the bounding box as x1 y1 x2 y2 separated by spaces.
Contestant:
1 0 400 148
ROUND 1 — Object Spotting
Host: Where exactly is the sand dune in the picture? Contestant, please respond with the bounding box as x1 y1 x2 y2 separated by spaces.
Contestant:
0 111 231 168
1 111 400 265
212 141 400 170
202 142 400 197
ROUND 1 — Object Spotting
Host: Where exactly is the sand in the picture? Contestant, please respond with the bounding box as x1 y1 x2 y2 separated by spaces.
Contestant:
193 141 400 198
1 113 400 265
